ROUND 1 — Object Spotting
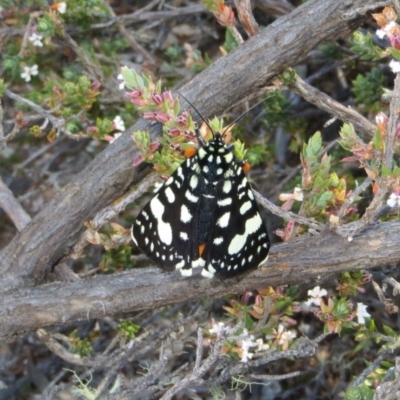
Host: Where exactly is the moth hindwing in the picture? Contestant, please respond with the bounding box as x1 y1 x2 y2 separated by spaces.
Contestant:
131 132 270 278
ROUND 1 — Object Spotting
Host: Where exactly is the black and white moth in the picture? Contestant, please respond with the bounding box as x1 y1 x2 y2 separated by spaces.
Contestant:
131 128 270 279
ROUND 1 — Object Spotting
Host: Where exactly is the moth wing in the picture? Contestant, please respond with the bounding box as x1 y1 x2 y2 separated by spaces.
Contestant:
202 166 270 278
131 157 200 274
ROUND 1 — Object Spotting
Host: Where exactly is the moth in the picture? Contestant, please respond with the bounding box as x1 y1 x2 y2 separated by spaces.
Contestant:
131 119 270 278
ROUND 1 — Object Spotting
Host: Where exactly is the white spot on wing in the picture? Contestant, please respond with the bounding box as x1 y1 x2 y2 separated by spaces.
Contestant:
185 191 199 203
177 166 184 180
176 260 185 269
190 175 198 189
218 198 232 207
165 187 175 203
225 152 233 163
201 268 214 278
223 180 232 193
130 226 138 245
228 214 263 254
180 232 189 241
217 212 230 228
198 148 206 159
150 197 172 245
181 268 192 276
213 237 223 245
248 189 254 200
192 258 206 268
180 204 192 223
258 253 269 266
240 201 252 215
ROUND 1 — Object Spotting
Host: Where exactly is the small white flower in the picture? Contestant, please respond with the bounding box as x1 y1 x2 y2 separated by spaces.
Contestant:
356 303 370 324
305 286 327 306
209 321 226 336
29 33 43 47
21 65 39 82
117 73 125 90
389 60 400 74
387 192 400 207
376 29 386 39
113 116 125 132
56 2 67 13
255 338 270 352
377 21 397 39
279 187 304 202
278 329 297 346
238 335 257 363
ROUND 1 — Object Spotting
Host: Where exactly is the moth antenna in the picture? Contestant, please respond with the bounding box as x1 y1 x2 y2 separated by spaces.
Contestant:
172 89 214 137
222 96 272 138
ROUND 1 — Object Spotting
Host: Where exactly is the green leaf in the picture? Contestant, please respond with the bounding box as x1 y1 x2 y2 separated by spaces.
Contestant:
352 68 386 113
343 384 374 400
350 31 385 61
389 47 400 60
382 324 398 338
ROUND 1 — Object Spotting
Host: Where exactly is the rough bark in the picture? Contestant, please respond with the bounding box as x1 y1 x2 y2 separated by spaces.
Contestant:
0 220 398 343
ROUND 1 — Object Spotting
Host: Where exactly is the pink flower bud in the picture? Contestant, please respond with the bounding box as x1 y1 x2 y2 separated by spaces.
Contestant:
155 112 170 123
149 141 160 152
126 90 142 99
169 128 181 137
130 98 144 107
184 130 195 140
388 33 400 50
177 111 189 126
86 126 98 134
143 111 157 121
133 155 144 166
241 292 253 303
91 80 101 91
163 90 174 104
254 294 263 307
151 92 163 105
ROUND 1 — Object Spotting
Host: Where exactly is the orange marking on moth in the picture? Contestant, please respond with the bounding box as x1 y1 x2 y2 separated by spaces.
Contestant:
242 162 251 173
184 147 197 158
198 243 206 257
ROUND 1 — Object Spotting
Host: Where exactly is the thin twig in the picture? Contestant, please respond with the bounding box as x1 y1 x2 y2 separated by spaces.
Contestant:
249 370 302 380
0 176 31 231
338 178 372 221
234 0 259 37
91 4 207 29
383 73 400 170
254 190 324 231
287 73 377 137
194 328 204 375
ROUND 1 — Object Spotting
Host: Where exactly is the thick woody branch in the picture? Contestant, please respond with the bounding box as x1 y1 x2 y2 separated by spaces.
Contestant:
0 220 399 343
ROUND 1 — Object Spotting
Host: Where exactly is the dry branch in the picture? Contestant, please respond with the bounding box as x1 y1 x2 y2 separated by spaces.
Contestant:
1 220 399 343
0 0 385 294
